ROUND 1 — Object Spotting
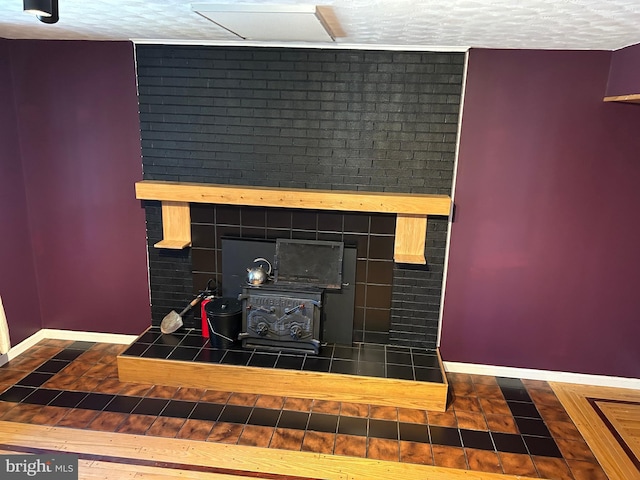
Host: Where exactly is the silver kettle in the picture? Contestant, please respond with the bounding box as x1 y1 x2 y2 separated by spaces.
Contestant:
247 257 272 285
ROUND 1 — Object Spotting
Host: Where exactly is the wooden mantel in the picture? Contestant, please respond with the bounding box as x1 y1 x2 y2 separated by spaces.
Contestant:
135 180 452 264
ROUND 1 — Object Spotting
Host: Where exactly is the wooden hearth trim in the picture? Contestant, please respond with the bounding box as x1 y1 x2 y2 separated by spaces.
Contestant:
135 180 452 264
117 353 449 411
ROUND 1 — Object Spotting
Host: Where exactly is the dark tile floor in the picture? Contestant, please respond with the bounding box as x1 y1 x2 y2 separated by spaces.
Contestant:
123 327 444 383
0 337 609 480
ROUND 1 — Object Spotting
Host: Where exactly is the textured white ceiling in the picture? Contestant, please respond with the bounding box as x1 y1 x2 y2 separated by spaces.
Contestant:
1 0 639 50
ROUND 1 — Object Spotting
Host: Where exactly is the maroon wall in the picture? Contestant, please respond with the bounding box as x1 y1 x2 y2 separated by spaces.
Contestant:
606 43 640 96
9 40 151 335
0 40 43 345
441 49 640 378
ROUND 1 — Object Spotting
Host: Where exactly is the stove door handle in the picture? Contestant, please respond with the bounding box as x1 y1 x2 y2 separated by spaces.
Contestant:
284 304 304 315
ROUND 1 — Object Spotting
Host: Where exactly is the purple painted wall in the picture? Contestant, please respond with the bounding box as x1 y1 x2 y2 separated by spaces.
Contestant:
606 43 640 96
8 40 150 335
0 40 42 345
441 49 640 378
4 38 639 378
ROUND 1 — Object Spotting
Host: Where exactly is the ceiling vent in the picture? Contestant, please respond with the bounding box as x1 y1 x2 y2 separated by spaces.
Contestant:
191 4 335 42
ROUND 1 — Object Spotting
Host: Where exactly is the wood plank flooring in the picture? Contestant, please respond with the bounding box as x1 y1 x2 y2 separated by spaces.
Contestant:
551 382 640 480
597 401 640 459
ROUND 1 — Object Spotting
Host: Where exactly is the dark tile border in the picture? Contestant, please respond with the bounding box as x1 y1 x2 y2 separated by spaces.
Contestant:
0 341 577 465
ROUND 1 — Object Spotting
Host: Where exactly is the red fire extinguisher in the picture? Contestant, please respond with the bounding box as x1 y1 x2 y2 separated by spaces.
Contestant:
200 279 216 338
201 298 212 338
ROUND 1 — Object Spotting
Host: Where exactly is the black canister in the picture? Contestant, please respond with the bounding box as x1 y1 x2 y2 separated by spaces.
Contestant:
205 297 242 349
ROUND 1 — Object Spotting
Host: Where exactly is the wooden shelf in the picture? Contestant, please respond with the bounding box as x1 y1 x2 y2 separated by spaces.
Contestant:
154 201 191 249
394 214 428 263
154 238 191 249
603 94 640 104
135 180 452 264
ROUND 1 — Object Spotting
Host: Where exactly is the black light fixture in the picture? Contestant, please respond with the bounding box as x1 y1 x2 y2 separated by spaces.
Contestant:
24 0 59 24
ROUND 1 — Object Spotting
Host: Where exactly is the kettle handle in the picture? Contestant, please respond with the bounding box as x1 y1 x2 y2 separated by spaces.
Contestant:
253 257 272 275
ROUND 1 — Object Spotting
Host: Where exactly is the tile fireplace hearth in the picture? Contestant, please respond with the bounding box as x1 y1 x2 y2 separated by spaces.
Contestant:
117 327 448 412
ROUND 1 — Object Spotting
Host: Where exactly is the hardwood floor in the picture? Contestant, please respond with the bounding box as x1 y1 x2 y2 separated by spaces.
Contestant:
597 402 640 459
551 382 640 480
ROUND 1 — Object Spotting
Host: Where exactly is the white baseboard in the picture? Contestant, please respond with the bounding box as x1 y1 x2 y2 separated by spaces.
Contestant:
0 329 137 367
3 330 638 391
1 329 47 364
39 329 138 345
444 361 640 390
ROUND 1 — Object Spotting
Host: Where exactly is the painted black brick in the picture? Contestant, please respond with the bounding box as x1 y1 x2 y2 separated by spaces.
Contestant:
145 202 195 328
389 217 448 348
136 46 463 347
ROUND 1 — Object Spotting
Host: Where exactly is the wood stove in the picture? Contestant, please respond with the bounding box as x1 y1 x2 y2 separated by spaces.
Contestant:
239 286 323 353
238 239 344 355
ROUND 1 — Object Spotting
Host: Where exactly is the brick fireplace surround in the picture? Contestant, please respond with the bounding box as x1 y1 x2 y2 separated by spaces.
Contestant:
137 45 463 350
